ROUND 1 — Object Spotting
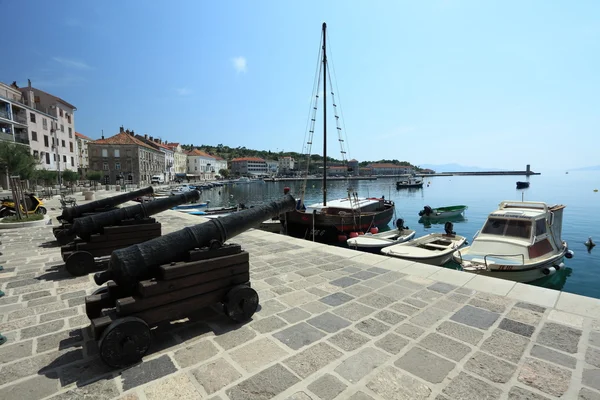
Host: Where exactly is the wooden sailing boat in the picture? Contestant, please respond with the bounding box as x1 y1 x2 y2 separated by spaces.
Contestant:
282 23 395 243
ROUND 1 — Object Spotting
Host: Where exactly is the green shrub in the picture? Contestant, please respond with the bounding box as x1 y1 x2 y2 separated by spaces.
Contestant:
1 213 44 223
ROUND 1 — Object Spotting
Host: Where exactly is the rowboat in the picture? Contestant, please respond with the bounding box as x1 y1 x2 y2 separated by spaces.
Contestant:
347 228 415 252
172 202 207 210
418 205 467 219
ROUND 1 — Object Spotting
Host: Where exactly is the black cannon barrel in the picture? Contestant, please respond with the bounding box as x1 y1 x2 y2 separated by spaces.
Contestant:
59 186 154 223
95 194 296 287
71 190 200 240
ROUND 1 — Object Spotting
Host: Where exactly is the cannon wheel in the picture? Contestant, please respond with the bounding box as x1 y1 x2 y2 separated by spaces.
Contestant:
98 317 151 368
223 284 259 323
92 287 109 296
65 251 95 276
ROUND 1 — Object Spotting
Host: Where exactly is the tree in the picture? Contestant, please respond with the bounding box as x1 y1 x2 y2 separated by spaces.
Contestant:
86 170 102 189
62 169 80 187
218 169 230 179
35 170 58 187
0 142 38 180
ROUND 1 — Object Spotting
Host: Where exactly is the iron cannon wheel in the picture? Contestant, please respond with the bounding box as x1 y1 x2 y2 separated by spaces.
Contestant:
92 286 109 296
223 284 259 323
98 317 151 368
65 251 94 276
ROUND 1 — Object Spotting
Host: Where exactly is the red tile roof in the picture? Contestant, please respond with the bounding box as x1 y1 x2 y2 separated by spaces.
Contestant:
187 149 216 158
75 132 93 141
232 157 266 162
92 131 158 151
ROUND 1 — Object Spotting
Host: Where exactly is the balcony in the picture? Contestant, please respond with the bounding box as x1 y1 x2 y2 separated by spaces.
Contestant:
13 113 27 125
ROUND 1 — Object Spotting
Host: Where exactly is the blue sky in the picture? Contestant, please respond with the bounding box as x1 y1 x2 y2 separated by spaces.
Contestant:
2 0 599 171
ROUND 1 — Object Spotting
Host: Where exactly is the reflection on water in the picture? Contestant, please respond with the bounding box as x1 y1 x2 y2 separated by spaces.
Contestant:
418 215 467 228
530 267 573 291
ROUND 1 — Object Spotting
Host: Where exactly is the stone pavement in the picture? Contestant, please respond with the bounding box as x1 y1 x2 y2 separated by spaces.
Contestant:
1 195 600 399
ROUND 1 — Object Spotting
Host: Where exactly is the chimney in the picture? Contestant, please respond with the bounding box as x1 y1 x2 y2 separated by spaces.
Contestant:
28 79 31 88
120 126 124 133
154 138 159 144
149 136 154 142
129 131 134 136
144 134 148 140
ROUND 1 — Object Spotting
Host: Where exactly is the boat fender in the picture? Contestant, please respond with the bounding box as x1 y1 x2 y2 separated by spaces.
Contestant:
555 262 565 271
565 250 574 259
396 218 405 230
370 227 379 234
542 266 556 276
349 232 359 238
338 234 348 243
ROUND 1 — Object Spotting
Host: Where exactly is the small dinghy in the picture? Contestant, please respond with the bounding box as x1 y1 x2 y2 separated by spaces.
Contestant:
347 218 415 252
418 205 467 219
172 202 207 210
381 222 466 266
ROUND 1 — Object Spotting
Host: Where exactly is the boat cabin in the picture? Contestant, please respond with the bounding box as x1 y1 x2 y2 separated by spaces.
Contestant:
305 198 385 215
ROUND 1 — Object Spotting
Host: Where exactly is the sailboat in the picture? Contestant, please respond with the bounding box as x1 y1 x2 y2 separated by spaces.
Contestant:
282 23 395 243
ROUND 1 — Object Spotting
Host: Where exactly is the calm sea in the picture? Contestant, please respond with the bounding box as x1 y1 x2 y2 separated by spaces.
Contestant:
198 171 600 299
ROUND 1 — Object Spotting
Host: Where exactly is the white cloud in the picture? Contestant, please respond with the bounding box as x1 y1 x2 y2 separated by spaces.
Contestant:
176 87 193 96
232 56 247 73
52 57 92 70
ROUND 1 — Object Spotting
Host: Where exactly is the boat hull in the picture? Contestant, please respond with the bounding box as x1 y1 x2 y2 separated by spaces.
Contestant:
381 233 467 266
347 230 416 252
396 183 423 189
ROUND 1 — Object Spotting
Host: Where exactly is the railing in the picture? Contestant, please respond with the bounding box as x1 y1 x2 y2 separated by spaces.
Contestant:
13 114 27 124
0 109 10 120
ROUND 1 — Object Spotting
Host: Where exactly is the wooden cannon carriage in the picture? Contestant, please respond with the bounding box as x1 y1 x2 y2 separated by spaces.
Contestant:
85 194 297 368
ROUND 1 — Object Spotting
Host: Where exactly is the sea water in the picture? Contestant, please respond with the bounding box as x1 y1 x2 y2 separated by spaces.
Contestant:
199 171 600 299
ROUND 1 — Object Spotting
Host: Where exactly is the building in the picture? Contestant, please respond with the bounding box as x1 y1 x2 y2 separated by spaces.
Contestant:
165 142 188 178
326 165 348 176
347 159 359 176
265 159 279 175
231 157 267 176
420 168 435 174
134 135 174 183
89 127 165 185
212 156 228 176
364 163 413 176
17 80 78 175
187 149 218 180
278 156 295 173
75 132 93 178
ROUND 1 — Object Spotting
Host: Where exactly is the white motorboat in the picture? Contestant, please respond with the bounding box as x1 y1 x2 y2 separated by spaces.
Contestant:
452 201 574 283
381 223 466 266
347 218 415 251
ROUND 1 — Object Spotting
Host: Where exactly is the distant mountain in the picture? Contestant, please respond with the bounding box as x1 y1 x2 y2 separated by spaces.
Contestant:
570 165 600 171
418 163 505 172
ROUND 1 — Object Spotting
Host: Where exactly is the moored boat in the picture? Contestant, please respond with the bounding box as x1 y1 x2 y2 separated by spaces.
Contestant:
418 205 467 219
347 218 415 252
452 201 574 283
396 175 424 189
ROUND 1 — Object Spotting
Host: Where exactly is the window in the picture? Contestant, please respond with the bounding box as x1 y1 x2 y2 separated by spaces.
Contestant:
535 219 546 235
59 109 63 117
103 162 109 170
71 157 74 167
115 162 121 170
69 142 73 152
45 153 50 164
43 118 47 130
60 124 64 132
44 135 49 147
114 149 120 157
63 155 67 163
102 149 108 157
30 113 36 123
68 127 72 138
31 131 38 141
53 154 56 161
52 137 55 146
62 140 65 147
67 115 71 123
33 150 39 158
482 218 532 239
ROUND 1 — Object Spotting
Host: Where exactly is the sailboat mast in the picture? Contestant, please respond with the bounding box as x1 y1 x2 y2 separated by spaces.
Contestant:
322 22 327 206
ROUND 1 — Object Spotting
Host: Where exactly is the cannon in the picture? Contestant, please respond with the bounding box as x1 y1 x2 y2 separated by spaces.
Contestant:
61 191 200 276
53 186 154 244
85 194 296 368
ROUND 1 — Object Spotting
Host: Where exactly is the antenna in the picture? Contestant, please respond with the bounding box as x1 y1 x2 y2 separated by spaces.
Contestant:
521 192 524 202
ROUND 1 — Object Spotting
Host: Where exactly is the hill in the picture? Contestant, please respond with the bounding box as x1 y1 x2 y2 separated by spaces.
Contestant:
418 163 505 172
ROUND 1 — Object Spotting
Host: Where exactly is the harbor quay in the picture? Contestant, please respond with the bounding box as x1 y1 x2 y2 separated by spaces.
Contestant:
1 192 600 399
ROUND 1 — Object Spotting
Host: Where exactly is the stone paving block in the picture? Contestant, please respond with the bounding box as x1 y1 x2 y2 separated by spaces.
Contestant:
283 342 343 378
279 307 311 324
412 289 443 303
173 339 219 368
579 387 600 400
0 339 33 363
366 365 432 400
20 319 65 340
442 372 502 400
279 290 318 307
330 277 360 288
410 307 449 328
328 328 370 352
377 283 415 299
343 284 373 298
481 329 530 363
22 290 52 301
332 301 376 321
0 373 59 400
465 351 517 383
583 369 600 391
144 373 202 400
335 347 388 384
230 337 289 373
36 328 83 353
374 310 405 325
265 277 286 286
531 344 577 369
507 386 552 399
375 332 409 354
469 298 507 313
518 357 571 397
273 322 326 350
591 331 600 347
395 347 455 384
307 373 347 400
49 379 119 400
390 302 420 316
361 278 388 289
173 320 215 343
342 266 363 274
499 318 535 337
213 326 257 350
536 322 582 354
320 292 354 306
296 267 323 277
419 332 471 361
307 312 351 333
59 290 86 300
347 392 375 400
350 271 378 280
302 300 330 314
506 306 544 326
588 347 600 368
305 286 328 297
250 315 288 333
226 364 300 400
357 293 395 308
7 307 35 321
436 321 484 345
271 285 294 295
356 318 391 336
451 305 500 329
515 302 546 313
67 296 86 307
395 323 425 339
447 293 470 304
367 266 389 274
432 299 461 312
257 299 288 316
58 357 114 386
121 355 178 391
428 282 457 294
192 357 242 394
284 392 313 400
39 307 78 323
405 297 429 308
396 278 427 291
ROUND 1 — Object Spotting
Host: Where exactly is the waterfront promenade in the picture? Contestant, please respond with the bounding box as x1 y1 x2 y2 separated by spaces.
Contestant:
1 191 600 399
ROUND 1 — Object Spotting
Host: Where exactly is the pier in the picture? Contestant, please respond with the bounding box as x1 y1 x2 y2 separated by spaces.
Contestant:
0 189 597 399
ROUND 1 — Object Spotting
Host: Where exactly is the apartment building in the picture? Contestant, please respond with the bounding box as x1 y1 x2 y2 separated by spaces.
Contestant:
361 163 413 176
134 134 174 182
165 142 188 177
89 127 165 185
278 156 295 173
187 149 219 180
75 132 93 177
231 157 267 176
